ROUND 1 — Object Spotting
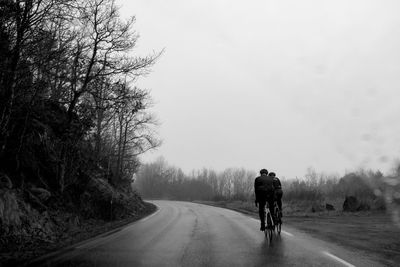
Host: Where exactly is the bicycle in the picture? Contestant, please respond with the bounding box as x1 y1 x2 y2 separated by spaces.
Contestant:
263 202 274 242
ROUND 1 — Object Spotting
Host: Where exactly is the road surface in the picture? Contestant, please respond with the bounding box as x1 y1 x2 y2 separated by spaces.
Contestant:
31 200 383 267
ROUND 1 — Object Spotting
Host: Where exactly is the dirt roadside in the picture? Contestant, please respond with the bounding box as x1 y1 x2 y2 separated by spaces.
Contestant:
197 200 400 267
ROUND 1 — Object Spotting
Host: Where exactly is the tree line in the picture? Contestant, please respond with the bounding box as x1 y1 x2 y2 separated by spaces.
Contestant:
0 0 161 193
135 158 398 211
135 157 256 201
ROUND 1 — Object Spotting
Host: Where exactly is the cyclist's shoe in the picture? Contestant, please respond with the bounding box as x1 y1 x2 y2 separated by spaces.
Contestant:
260 223 266 231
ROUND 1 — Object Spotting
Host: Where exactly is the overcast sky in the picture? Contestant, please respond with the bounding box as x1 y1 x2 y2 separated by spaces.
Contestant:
118 0 400 178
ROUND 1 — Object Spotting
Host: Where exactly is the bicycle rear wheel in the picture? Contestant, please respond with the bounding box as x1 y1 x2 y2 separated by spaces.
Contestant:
264 225 272 242
268 227 273 242
266 213 273 242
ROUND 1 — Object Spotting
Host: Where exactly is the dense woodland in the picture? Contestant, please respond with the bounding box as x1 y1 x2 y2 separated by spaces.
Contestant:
135 158 400 212
0 0 161 256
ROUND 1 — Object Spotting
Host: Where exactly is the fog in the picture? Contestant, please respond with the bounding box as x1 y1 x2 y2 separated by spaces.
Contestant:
119 0 400 178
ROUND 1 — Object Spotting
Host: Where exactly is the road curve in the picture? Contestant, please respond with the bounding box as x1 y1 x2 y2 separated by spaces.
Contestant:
32 200 383 267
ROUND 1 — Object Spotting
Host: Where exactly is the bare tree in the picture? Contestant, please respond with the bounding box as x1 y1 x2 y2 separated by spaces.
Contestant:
64 0 161 121
0 0 162 193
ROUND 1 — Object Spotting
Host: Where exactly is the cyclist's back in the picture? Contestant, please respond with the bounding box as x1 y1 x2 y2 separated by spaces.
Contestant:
272 175 281 190
255 175 274 195
270 172 283 214
254 169 275 231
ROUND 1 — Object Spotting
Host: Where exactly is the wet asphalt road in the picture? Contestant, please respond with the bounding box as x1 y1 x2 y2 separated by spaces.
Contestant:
32 200 383 267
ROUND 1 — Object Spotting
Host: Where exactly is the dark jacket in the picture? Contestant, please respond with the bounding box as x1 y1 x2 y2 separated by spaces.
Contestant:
273 177 282 190
254 174 274 201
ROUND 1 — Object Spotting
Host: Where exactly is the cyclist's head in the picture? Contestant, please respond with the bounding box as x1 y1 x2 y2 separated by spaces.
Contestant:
269 172 276 177
260 169 268 175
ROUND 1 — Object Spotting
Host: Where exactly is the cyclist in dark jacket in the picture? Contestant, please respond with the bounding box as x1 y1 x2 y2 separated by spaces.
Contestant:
270 172 283 216
254 169 275 231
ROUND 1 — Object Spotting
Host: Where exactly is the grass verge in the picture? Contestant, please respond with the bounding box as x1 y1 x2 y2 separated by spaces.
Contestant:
197 200 400 267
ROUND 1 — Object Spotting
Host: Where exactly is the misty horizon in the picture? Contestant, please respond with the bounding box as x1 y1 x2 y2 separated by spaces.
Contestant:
118 0 400 178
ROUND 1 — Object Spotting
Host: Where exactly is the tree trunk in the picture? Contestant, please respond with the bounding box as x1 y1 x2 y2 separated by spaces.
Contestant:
120 118 129 178
115 113 124 184
0 1 27 155
95 109 103 160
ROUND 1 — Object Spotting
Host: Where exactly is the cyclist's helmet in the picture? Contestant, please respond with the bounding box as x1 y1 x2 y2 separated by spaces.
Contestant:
260 169 268 175
269 172 276 177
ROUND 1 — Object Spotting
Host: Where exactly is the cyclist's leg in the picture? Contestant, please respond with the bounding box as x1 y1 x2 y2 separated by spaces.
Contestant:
258 198 266 229
267 193 275 221
276 190 283 215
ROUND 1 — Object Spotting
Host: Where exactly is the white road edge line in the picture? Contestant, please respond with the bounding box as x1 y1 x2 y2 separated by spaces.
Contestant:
75 208 161 250
139 208 160 223
281 230 294 237
75 242 100 250
322 251 355 267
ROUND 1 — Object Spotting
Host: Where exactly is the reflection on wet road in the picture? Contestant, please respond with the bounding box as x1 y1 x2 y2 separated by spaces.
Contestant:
31 200 383 267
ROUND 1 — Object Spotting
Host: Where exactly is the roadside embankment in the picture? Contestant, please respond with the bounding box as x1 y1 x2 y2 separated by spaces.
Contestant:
0 175 157 266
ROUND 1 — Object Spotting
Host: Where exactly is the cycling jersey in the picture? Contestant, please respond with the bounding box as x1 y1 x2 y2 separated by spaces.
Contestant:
254 174 275 228
254 174 274 194
273 177 282 189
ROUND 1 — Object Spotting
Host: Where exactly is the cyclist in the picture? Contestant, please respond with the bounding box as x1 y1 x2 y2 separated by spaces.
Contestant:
270 172 283 217
254 169 275 231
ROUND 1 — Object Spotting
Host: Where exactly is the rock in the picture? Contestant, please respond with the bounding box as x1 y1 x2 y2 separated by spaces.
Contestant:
326 203 335 211
343 196 359 212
